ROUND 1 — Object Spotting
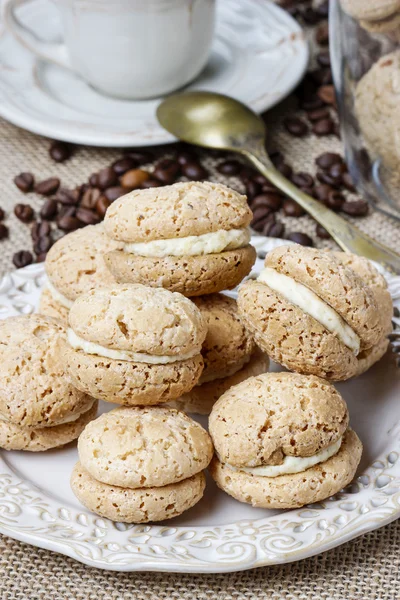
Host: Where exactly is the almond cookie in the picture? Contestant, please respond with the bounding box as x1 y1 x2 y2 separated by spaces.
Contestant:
103 182 256 297
62 284 207 405
0 401 98 452
71 406 212 523
340 0 400 22
237 245 382 381
40 224 122 324
209 372 362 509
0 315 94 429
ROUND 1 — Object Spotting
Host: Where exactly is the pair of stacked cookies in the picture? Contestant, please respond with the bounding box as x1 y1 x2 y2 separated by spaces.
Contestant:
341 0 400 35
0 315 97 451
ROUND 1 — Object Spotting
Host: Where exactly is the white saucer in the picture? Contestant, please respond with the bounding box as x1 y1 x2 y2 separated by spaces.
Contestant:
0 0 308 147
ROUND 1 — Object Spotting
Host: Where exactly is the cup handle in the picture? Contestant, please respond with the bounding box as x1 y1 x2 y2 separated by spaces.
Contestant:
3 0 72 70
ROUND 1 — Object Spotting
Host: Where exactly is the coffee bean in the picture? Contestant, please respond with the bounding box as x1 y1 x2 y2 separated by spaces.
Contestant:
329 162 347 179
315 184 333 202
317 51 330 68
75 207 101 225
277 163 293 179
31 221 51 241
57 215 84 231
176 151 198 166
95 196 111 218
14 172 34 193
34 236 53 255
286 232 313 246
140 179 161 189
217 160 242 175
153 159 181 185
0 207 5 221
112 157 138 176
316 152 343 170
317 171 341 188
120 168 150 189
0 224 9 240
302 7 322 24
341 200 369 216
13 250 33 268
181 162 208 180
316 22 329 45
35 253 48 263
80 188 102 210
251 193 282 212
55 188 79 205
58 206 76 219
342 172 356 192
253 212 276 234
316 223 331 239
35 177 61 196
318 84 336 105
310 67 332 86
252 174 271 186
49 141 72 163
77 184 90 199
98 167 118 190
284 117 309 137
124 150 154 164
89 173 99 187
40 198 58 220
240 166 258 182
14 203 34 223
316 0 329 17
291 172 314 188
251 206 272 229
325 191 344 211
267 222 285 238
270 151 284 167
283 199 305 217
104 186 126 202
301 96 325 111
245 180 261 201
312 118 334 136
307 107 330 122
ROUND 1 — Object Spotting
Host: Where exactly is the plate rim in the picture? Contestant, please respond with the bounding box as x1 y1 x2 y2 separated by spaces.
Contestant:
0 236 399 573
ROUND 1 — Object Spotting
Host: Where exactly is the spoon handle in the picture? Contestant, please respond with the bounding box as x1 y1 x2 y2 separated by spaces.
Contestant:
245 146 400 274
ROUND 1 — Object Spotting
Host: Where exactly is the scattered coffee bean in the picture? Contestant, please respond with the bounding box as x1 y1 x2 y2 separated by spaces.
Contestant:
317 51 330 68
120 168 150 189
176 151 198 166
55 188 79 205
316 21 329 45
316 0 329 17
316 152 343 170
124 150 154 164
14 172 34 193
0 207 5 221
217 160 242 175
49 141 72 163
283 199 305 217
267 222 285 238
252 174 271 186
181 162 208 180
251 206 272 229
104 186 126 202
80 188 101 209
57 215 84 231
312 118 334 136
40 199 58 220
245 180 261 201
286 232 313 246
302 7 322 24
251 193 282 212
270 151 284 167
75 207 101 225
342 172 356 192
89 173 99 187
316 223 331 239
31 221 51 241
310 67 332 86
301 95 325 111
329 162 347 179
284 117 309 137
95 196 111 218
14 203 34 223
140 179 161 189
277 163 293 179
315 184 333 202
341 200 369 216
318 84 336 105
34 236 53 254
58 206 76 219
35 177 60 196
261 213 277 235
112 157 138 176
291 172 314 188
153 159 180 185
307 107 330 122
13 250 33 268
0 224 9 240
35 253 47 263
317 171 341 187
325 191 345 211
98 167 118 190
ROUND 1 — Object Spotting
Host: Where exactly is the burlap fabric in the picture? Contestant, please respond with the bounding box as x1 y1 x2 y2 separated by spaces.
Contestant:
1 6 400 599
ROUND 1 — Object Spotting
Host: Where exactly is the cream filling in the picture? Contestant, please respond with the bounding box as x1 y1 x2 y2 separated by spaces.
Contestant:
46 280 74 309
123 228 250 258
258 267 360 354
224 436 343 478
67 329 198 365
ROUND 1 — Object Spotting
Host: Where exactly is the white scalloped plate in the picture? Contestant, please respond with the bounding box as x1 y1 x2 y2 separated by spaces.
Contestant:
0 0 308 146
0 237 399 573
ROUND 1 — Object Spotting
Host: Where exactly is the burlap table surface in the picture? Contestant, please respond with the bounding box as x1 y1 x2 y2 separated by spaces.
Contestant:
1 8 400 598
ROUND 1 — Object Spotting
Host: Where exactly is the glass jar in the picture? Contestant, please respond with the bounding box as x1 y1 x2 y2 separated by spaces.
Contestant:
330 0 400 221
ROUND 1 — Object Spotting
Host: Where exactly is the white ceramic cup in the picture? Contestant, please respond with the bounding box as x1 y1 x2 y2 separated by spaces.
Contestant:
3 0 216 99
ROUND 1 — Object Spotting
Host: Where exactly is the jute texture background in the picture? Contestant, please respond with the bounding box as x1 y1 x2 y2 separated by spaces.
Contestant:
0 1 399 597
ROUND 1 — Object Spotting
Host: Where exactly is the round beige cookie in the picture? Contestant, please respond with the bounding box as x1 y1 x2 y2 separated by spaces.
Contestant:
237 279 359 380
340 0 400 21
104 246 257 297
104 181 252 243
210 428 362 509
78 406 213 488
71 463 206 523
170 349 270 416
0 401 98 452
0 315 94 428
209 372 349 468
192 294 255 383
68 284 206 358
62 344 204 405
38 287 69 326
265 245 382 350
44 223 122 303
355 51 400 169
360 13 400 33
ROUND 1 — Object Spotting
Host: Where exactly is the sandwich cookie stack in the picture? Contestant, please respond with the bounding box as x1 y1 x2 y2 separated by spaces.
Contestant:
341 0 400 35
0 315 97 451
